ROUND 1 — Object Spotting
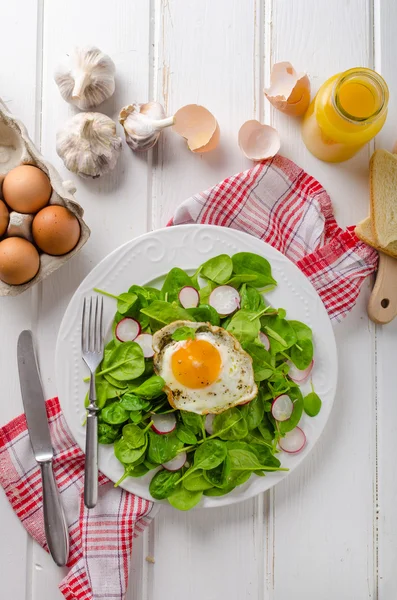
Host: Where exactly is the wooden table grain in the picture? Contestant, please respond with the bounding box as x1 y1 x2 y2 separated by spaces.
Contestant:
1 1 395 598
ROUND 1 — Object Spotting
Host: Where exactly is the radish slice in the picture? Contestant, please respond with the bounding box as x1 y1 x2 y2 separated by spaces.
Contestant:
135 333 154 358
162 451 187 471
279 427 306 454
209 285 240 315
152 413 177 434
259 331 270 351
271 394 293 422
115 318 140 342
179 286 199 308
288 359 314 384
205 413 215 435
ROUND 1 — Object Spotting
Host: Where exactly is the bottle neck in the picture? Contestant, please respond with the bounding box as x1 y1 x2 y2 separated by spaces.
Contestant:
332 68 388 125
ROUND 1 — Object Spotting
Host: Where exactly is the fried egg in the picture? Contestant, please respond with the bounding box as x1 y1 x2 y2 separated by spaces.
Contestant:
152 321 257 414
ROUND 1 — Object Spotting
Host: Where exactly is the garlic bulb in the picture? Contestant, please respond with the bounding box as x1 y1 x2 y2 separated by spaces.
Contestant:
56 112 122 178
119 102 174 151
54 46 116 110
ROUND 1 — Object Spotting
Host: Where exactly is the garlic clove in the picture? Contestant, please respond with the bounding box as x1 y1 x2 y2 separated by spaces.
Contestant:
56 112 122 178
238 120 280 161
173 105 220 153
54 46 116 110
119 102 174 152
264 62 311 116
7 212 34 242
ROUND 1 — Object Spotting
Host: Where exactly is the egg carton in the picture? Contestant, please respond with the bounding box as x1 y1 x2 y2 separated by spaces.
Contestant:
0 98 90 296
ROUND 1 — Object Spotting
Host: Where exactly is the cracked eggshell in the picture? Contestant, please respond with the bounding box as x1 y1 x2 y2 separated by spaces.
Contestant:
173 104 220 153
238 120 280 161
6 212 34 242
264 62 311 116
0 98 90 296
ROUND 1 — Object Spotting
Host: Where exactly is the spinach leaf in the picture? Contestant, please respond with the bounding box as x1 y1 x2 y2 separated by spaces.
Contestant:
122 423 146 448
171 326 196 341
257 413 275 441
203 455 231 488
244 342 273 381
232 252 276 288
199 281 216 304
147 430 183 464
278 386 304 434
161 268 196 303
98 422 121 444
240 284 265 311
103 372 128 390
288 320 314 370
225 274 258 289
183 470 214 491
129 284 160 305
204 470 251 496
129 411 143 424
180 411 204 435
149 469 182 500
176 424 197 445
193 440 227 470
168 486 203 511
226 310 261 345
94 288 139 316
99 342 145 381
249 443 281 468
114 438 147 464
132 375 165 398
263 316 297 354
240 394 264 430
120 394 150 411
200 254 233 284
213 408 248 440
186 304 220 326
228 448 267 471
141 301 193 328
303 392 322 417
101 401 130 425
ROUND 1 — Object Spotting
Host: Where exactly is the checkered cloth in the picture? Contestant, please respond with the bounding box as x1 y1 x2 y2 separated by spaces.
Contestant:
0 398 154 600
169 155 378 321
0 155 377 600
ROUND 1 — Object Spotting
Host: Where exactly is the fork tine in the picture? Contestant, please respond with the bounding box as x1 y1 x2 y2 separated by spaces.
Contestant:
88 297 93 351
81 297 87 353
98 297 104 353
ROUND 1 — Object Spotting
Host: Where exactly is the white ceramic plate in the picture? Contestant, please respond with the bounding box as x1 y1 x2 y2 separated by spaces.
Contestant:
56 225 337 508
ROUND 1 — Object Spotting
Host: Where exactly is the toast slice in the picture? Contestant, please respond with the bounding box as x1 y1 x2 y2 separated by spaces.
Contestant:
355 216 397 258
370 149 397 247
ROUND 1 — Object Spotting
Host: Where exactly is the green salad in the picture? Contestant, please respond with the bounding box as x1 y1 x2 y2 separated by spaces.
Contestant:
87 252 321 511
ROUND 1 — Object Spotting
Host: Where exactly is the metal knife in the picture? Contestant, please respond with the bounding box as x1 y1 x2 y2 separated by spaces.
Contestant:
17 330 69 567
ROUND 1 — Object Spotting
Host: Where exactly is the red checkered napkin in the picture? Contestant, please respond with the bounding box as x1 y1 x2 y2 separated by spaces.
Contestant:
0 398 154 600
0 155 377 600
169 155 378 321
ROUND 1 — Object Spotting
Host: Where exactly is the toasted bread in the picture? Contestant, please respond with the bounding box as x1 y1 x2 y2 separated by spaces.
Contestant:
355 216 397 258
370 149 397 247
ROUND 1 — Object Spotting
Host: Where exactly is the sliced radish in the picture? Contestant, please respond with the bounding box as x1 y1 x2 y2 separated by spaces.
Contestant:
287 359 314 384
152 413 177 434
279 427 306 454
209 285 240 315
205 413 215 435
115 318 140 342
179 286 199 308
135 333 154 358
271 394 293 422
162 451 187 471
259 331 270 351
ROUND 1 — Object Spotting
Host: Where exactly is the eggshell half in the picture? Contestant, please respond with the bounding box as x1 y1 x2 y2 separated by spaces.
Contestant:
2 165 52 213
264 62 311 117
238 120 280 161
0 237 40 285
173 104 220 153
32 205 81 256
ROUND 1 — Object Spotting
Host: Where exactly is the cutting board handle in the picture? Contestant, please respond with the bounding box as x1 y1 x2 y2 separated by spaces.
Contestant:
368 253 397 324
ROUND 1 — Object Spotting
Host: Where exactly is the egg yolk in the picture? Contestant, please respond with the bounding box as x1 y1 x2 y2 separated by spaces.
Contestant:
171 339 222 389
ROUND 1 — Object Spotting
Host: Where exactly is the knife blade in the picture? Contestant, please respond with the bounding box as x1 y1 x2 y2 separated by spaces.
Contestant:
17 330 69 567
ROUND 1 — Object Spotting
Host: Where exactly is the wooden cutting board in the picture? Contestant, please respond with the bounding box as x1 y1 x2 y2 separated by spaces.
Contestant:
367 252 397 324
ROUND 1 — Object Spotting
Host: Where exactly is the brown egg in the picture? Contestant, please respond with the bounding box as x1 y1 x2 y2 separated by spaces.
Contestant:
32 205 81 256
0 199 9 237
0 237 40 285
3 165 52 213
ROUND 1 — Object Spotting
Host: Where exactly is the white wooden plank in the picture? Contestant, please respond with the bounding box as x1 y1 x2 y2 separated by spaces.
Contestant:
150 2 266 600
372 0 397 597
270 1 376 598
0 2 41 599
34 1 154 598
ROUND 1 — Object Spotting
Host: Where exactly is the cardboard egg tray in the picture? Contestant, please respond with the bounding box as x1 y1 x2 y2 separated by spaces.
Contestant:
0 98 90 296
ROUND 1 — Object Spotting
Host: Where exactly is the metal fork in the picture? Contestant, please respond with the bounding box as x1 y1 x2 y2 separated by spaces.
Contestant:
81 296 104 509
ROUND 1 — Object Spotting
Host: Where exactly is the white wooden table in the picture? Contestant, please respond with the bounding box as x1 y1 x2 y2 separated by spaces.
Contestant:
1 1 396 598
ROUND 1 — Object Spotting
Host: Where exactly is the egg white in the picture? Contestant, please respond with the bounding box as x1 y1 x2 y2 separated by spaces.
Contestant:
152 321 257 414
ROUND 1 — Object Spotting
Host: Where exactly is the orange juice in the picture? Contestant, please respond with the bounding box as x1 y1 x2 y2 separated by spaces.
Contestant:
302 68 389 162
